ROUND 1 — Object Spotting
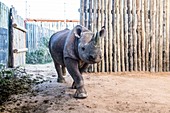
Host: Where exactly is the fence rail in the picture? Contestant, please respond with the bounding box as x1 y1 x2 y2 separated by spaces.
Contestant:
80 0 170 72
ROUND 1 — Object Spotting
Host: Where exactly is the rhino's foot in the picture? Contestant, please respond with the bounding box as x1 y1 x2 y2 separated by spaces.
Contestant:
71 82 77 89
57 78 66 83
74 87 88 99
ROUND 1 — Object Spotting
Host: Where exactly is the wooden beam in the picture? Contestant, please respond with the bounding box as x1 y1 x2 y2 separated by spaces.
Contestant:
13 48 28 53
8 8 14 68
26 19 80 23
13 23 27 32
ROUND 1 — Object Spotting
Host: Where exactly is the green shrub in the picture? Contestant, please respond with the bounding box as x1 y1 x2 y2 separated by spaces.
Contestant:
0 67 33 105
26 37 52 64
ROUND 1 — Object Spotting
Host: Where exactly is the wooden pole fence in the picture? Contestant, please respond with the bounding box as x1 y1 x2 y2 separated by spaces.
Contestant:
80 0 170 72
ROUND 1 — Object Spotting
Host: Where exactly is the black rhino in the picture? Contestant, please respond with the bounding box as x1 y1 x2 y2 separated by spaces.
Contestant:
49 25 105 99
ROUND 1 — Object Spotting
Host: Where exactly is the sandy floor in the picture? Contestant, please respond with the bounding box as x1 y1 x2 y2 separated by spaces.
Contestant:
2 63 170 113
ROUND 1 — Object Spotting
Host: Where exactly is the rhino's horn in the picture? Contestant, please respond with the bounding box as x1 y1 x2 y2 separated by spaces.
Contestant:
94 27 106 46
94 32 100 46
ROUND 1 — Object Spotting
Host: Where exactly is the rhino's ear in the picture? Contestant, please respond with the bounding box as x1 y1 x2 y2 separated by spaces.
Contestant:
74 25 82 38
99 26 106 38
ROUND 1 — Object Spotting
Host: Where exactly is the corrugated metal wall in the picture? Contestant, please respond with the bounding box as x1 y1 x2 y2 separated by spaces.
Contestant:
26 23 56 52
0 2 9 67
26 21 79 52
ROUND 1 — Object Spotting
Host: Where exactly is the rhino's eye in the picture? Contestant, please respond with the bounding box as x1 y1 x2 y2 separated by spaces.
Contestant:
82 47 85 51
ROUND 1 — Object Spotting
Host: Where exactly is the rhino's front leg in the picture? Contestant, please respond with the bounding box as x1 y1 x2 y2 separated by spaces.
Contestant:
54 63 66 83
72 63 89 89
64 57 88 99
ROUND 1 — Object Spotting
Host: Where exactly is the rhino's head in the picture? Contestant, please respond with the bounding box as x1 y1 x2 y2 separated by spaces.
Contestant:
74 25 106 64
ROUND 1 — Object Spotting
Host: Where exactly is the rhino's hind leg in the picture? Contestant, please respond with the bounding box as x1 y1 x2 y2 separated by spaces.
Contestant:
65 58 88 99
54 63 66 83
62 66 66 76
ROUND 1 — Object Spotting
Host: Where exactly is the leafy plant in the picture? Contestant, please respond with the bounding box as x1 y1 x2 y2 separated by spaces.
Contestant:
26 37 52 64
0 66 46 105
0 67 31 105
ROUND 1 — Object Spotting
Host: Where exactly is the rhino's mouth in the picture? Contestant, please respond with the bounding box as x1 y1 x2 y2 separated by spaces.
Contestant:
86 57 101 64
80 53 102 64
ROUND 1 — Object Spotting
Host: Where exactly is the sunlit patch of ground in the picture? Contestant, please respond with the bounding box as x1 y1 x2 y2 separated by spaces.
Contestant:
1 63 170 113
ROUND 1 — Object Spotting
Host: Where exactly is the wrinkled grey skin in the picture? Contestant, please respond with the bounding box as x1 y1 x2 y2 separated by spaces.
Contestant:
49 25 105 99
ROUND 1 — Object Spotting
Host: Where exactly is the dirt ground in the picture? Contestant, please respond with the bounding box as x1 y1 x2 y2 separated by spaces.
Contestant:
1 63 170 113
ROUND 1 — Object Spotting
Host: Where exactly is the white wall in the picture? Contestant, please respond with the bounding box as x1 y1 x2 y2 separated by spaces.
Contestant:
0 0 80 20
0 0 27 18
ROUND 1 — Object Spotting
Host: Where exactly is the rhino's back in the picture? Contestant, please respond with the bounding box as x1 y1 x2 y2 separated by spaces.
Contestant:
49 28 70 65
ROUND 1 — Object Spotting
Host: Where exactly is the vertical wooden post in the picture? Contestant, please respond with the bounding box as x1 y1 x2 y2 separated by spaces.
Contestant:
113 0 117 72
84 0 88 27
124 0 128 71
150 0 156 72
88 0 93 72
144 0 149 71
97 0 102 72
120 0 125 72
132 0 137 71
104 0 109 72
108 0 113 72
97 0 101 32
161 0 164 72
136 0 141 71
116 0 121 72
101 0 105 72
163 0 166 71
165 0 169 71
93 0 98 72
155 0 159 72
158 0 163 72
80 0 85 26
8 8 14 68
88 0 92 30
127 0 133 71
141 0 145 71
111 0 114 72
